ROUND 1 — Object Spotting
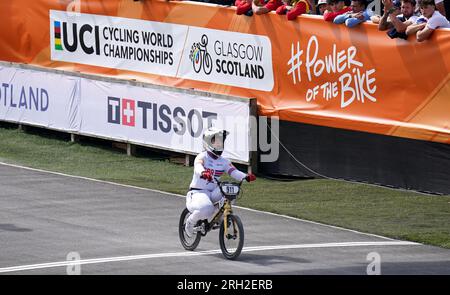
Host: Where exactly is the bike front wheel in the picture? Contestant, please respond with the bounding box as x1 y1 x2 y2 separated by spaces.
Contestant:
219 214 244 260
179 208 201 251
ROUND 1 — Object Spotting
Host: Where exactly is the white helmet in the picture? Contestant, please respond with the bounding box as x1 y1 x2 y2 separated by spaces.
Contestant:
203 127 229 157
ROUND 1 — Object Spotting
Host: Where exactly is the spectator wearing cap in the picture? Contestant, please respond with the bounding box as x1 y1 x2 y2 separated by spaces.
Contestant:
276 0 316 20
378 0 419 39
406 0 450 41
333 0 373 27
323 0 352 21
317 0 329 14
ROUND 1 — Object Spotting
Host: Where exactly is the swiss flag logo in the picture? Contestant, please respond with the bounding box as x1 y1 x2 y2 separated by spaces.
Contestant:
121 99 135 127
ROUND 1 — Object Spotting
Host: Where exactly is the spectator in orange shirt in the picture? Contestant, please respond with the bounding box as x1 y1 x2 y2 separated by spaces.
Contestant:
323 0 352 21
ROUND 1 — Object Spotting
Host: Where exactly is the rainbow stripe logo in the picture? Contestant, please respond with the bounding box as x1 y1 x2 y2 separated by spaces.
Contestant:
193 47 200 65
54 21 62 50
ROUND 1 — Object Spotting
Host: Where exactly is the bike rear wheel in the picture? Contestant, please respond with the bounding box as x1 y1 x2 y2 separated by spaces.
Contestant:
179 208 201 251
219 214 244 260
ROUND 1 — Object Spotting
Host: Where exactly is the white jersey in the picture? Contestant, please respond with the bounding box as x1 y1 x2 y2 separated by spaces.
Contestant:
189 151 247 191
426 11 450 30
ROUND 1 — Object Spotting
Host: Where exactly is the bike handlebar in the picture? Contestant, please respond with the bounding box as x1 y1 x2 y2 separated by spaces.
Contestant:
211 178 244 186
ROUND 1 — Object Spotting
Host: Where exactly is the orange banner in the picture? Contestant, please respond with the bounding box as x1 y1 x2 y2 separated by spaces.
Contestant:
0 0 449 144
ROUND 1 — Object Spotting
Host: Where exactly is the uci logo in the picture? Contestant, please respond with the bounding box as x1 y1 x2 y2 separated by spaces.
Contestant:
53 21 101 55
189 35 213 75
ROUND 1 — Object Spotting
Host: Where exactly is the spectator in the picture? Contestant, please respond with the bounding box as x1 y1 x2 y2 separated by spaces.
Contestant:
276 0 316 20
236 0 254 15
333 0 374 27
252 0 284 14
317 0 329 14
406 0 450 41
378 0 419 39
323 0 352 21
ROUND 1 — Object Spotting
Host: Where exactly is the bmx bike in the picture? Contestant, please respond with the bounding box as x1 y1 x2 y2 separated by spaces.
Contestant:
179 180 245 260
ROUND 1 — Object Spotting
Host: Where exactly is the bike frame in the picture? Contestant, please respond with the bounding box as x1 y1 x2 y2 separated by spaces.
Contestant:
209 197 233 234
206 179 241 235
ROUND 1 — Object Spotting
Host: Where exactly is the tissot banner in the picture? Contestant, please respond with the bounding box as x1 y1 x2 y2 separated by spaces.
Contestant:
79 79 251 162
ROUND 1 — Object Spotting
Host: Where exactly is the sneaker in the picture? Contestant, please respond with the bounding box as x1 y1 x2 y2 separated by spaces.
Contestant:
244 9 254 17
184 220 195 238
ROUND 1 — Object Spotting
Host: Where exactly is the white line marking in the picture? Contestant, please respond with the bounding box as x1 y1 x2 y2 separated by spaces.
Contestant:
0 241 419 273
0 161 182 197
238 207 396 241
0 162 397 241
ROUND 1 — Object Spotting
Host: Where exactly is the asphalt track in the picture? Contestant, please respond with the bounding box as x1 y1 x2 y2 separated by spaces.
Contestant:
0 162 449 275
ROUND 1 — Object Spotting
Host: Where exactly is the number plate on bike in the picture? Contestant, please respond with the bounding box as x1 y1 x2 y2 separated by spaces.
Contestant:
222 184 240 195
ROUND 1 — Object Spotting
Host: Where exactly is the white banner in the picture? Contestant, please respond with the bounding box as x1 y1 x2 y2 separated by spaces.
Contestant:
0 63 251 163
50 10 187 78
0 65 79 130
79 79 251 162
49 10 273 92
178 27 274 92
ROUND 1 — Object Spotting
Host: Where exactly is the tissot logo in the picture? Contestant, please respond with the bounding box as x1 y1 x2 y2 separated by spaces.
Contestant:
106 96 219 137
107 96 135 127
53 20 101 55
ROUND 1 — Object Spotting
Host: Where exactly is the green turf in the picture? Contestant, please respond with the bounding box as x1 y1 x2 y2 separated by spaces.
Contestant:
0 126 449 248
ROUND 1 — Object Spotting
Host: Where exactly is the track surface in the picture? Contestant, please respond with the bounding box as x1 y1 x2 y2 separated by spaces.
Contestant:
0 163 449 275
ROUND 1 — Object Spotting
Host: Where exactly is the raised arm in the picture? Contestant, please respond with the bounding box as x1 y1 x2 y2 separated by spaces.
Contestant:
379 0 395 30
